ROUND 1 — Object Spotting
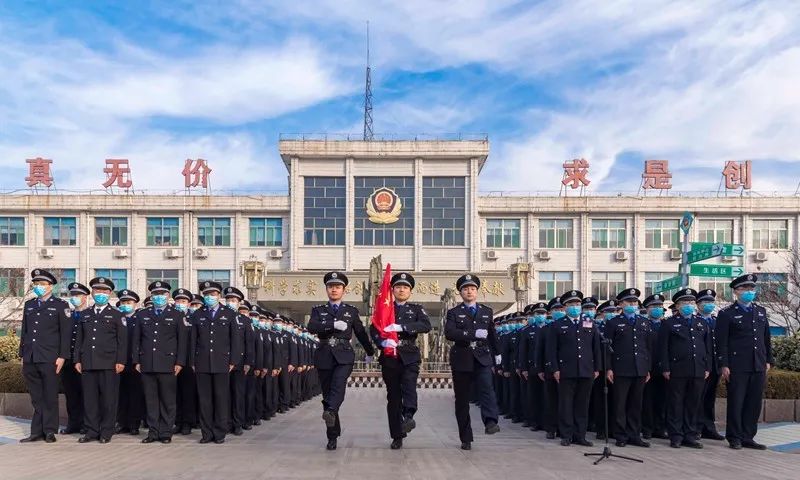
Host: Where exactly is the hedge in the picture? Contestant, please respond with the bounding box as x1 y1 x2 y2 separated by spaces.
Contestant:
0 334 20 363
0 362 27 393
771 335 800 372
714 369 800 399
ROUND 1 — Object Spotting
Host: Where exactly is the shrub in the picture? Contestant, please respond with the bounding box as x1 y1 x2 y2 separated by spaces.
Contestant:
717 369 800 399
0 334 20 363
771 335 800 372
0 361 27 393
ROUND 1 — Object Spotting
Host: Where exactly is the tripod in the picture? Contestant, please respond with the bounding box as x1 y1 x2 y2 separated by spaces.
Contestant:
584 335 643 465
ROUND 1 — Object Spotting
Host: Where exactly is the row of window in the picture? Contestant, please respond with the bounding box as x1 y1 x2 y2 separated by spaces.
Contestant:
0 268 233 297
0 217 283 248
485 218 791 249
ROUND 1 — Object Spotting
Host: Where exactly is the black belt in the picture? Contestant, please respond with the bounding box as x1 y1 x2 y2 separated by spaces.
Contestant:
398 339 417 347
457 340 488 349
325 338 349 347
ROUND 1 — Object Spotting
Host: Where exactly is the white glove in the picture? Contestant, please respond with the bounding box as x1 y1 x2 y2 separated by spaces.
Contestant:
474 329 488 339
333 320 348 331
364 355 374 364
383 324 403 333
381 339 398 348
495 355 502 365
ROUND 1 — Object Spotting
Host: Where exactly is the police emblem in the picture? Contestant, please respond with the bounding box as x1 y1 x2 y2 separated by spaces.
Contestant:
366 187 402 224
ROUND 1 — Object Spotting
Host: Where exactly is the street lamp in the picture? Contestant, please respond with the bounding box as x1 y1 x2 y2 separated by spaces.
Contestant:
241 256 265 304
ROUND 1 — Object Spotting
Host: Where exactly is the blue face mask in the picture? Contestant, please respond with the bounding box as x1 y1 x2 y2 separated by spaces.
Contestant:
527 316 536 325
152 294 168 307
174 304 188 312
251 318 259 327
583 310 596 319
203 295 218 307
119 304 134 314
188 306 199 313
566 305 582 318
623 305 638 316
680 304 696 317
93 293 109 305
700 303 715 315
33 285 48 297
604 312 616 321
69 296 82 307
739 291 756 303
649 307 664 319
274 324 282 331
533 314 546 325
551 310 566 321
226 301 239 310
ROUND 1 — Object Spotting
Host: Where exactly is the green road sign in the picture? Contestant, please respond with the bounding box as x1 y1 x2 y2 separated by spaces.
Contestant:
687 243 725 264
654 275 683 293
690 242 744 257
689 264 744 278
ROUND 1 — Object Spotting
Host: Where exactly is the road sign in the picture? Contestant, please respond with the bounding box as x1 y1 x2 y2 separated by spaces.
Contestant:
653 275 683 293
690 242 744 257
680 212 694 235
689 264 744 278
687 243 725 263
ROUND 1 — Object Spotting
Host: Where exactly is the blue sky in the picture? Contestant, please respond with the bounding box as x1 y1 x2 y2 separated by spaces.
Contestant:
1 0 799 194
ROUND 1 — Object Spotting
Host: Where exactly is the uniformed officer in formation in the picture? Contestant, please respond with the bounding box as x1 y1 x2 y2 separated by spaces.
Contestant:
307 271 375 450
517 302 547 431
60 281 89 435
695 288 725 441
133 281 188 444
588 299 618 439
173 291 201 435
19 269 71 443
444 274 501 451
223 286 254 436
75 276 127 443
369 272 432 449
641 294 668 440
116 288 144 436
716 274 772 450
539 297 563 439
189 281 241 444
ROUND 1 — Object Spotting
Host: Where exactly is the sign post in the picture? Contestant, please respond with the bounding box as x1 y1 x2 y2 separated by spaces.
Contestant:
679 212 694 288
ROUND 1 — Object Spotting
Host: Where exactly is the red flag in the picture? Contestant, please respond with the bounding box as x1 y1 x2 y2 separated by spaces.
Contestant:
371 263 397 357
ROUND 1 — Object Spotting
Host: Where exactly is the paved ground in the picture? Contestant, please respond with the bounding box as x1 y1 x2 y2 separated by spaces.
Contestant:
0 389 798 480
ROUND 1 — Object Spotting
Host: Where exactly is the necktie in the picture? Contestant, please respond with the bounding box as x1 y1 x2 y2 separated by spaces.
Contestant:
707 317 715 329
468 306 477 316
156 309 162 317
332 304 339 314
629 316 636 326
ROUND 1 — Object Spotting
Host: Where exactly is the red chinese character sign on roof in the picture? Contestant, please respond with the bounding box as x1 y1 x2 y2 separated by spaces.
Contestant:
641 160 672 190
562 158 591 189
25 157 54 187
182 159 212 189
722 160 752 190
102 159 133 189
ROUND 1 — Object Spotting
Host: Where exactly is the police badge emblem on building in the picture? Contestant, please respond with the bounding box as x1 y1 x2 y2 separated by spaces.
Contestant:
366 187 402 224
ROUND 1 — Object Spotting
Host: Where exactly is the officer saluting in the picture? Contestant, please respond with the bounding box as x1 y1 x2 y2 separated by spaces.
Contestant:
133 281 188 444
60 281 90 436
444 274 501 451
716 274 772 450
75 277 127 444
307 272 375 451
19 269 71 443
369 272 432 450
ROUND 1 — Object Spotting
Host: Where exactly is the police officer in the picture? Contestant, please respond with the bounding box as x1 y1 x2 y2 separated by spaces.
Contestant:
133 281 188 444
546 290 600 447
190 281 241 444
716 274 772 450
605 288 652 448
248 306 267 426
307 272 375 450
75 277 127 443
658 288 711 449
19 269 71 443
173 291 201 435
60 281 89 435
273 314 294 414
222 286 254 435
518 303 547 431
641 294 668 440
444 274 501 451
116 289 144 436
369 272 432 449
695 288 725 441
539 297 563 440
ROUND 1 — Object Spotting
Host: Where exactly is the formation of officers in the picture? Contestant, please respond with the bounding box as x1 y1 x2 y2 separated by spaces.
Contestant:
17 269 320 444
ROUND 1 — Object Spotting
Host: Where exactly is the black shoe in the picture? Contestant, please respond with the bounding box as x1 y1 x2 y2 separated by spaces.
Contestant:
574 438 593 447
460 442 471 451
729 440 742 450
242 424 252 431
629 439 651 448
129 429 140 436
560 438 571 446
546 432 556 440
59 428 77 435
485 422 500 435
115 425 127 434
641 432 652 440
80 428 87 435
44 433 57 443
172 425 182 434
322 410 336 428
233 427 243 436
670 440 682 448
401 417 416 434
701 431 725 441
98 437 110 444
214 438 225 444
142 437 157 444
161 438 172 444
181 427 192 435
522 422 530 428
253 419 262 426
511 417 522 424
615 440 627 447
682 439 703 449
652 431 669 439
742 440 767 450
326 439 337 450
20 435 43 443
390 438 403 450
199 437 212 444
277 407 286 414
78 436 96 443
530 426 541 432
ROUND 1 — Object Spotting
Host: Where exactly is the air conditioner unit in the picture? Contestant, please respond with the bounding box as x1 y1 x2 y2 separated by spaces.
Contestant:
112 248 129 258
721 255 736 263
485 250 498 260
194 247 209 259
537 250 550 261
269 249 283 259
165 248 183 259
754 251 768 262
669 248 682 260
40 248 54 258
615 251 629 261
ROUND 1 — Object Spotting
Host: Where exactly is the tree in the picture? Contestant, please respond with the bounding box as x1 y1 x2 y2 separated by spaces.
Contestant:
757 249 800 336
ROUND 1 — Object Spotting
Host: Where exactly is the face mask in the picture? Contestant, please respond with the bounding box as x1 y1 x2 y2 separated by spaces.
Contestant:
566 305 582 318
274 324 283 331
265 321 272 329
680 304 696 317
69 296 83 307
740 291 756 303
33 285 47 297
227 301 239 310
119 304 134 314
93 293 109 305
527 316 536 325
604 312 616 321
259 321 267 329
551 311 566 321
623 305 638 316
152 294 168 307
649 307 664 319
533 314 547 325
174 304 188 312
700 303 715 315
203 295 218 307
189 306 199 313
583 310 596 319
251 318 259 327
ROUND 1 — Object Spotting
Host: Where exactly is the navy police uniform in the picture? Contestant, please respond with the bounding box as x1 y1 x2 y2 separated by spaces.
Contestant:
60 281 89 435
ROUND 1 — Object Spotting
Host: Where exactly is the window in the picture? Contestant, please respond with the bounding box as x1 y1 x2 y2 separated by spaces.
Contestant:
539 219 573 249
538 272 573 301
44 217 77 246
94 217 128 246
644 219 679 249
759 273 789 301
51 268 77 297
304 177 346 245
94 269 127 290
146 217 180 246
697 277 732 302
486 219 521 248
591 272 626 301
0 217 25 246
198 218 231 247
422 177 466 246
591 219 626 249
249 218 283 247
0 268 25 296
645 272 680 298
145 270 180 290
197 270 231 289
698 219 733 244
355 177 415 246
752 220 788 249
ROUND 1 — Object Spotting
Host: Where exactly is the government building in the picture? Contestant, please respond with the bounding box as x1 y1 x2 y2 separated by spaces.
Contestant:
1 138 796 336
